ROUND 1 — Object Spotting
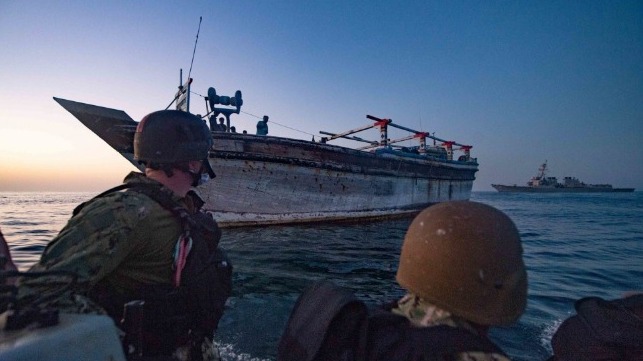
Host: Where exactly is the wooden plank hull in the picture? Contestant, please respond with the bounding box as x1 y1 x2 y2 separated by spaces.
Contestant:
206 133 476 226
54 97 478 227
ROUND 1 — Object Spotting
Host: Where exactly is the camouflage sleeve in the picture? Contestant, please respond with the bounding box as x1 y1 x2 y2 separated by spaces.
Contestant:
29 191 150 286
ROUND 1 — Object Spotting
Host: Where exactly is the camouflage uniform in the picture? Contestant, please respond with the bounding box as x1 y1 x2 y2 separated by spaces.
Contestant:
392 293 512 361
17 172 220 361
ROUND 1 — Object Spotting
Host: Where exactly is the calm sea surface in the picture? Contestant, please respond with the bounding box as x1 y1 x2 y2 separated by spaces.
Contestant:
1 191 642 361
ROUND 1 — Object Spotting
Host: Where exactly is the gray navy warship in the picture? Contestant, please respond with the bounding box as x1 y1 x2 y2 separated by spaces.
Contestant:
492 161 635 193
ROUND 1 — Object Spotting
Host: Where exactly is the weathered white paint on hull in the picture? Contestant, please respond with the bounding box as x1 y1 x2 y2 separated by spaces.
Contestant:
202 160 472 210
199 134 476 226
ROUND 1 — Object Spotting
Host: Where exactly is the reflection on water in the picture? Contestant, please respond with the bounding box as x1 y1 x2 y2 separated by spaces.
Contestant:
1 192 94 271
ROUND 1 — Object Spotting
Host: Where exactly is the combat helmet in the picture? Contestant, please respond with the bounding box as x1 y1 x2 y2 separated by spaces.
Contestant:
134 110 215 178
396 201 527 326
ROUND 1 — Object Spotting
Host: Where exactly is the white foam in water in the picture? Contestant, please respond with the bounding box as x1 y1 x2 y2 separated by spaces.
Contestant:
217 343 272 361
539 319 563 354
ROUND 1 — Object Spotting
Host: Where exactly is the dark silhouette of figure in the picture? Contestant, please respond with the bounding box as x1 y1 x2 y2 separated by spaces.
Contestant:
256 115 269 135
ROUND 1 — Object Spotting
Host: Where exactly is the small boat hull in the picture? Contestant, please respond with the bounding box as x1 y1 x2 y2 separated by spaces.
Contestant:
0 313 126 361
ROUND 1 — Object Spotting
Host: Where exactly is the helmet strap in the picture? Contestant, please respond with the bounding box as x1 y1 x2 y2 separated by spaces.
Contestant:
202 159 216 179
189 160 216 187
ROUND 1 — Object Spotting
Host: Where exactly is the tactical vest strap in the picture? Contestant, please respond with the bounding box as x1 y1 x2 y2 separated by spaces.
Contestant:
73 183 131 216
366 311 507 360
278 280 508 361
73 182 202 241
73 182 185 220
278 280 368 361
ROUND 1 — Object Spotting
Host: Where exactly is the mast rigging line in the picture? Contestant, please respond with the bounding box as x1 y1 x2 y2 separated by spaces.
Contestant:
166 17 317 139
164 17 201 111
240 110 316 137
189 90 455 147
168 18 449 146
187 16 202 82
190 90 456 148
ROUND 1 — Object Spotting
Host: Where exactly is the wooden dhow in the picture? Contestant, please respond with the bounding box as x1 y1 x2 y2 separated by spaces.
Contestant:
55 77 478 227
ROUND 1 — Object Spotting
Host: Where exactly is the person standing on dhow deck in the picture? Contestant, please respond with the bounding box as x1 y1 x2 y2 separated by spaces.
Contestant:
217 117 227 132
256 115 269 135
278 201 527 361
9 110 232 361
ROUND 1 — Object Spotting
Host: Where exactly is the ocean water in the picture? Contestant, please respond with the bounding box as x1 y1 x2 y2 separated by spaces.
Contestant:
1 191 642 361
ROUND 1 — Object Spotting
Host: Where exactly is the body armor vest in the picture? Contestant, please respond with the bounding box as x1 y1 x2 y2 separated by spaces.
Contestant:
75 182 232 358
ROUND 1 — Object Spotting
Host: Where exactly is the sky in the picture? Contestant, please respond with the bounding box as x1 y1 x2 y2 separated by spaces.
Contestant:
0 1 641 192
